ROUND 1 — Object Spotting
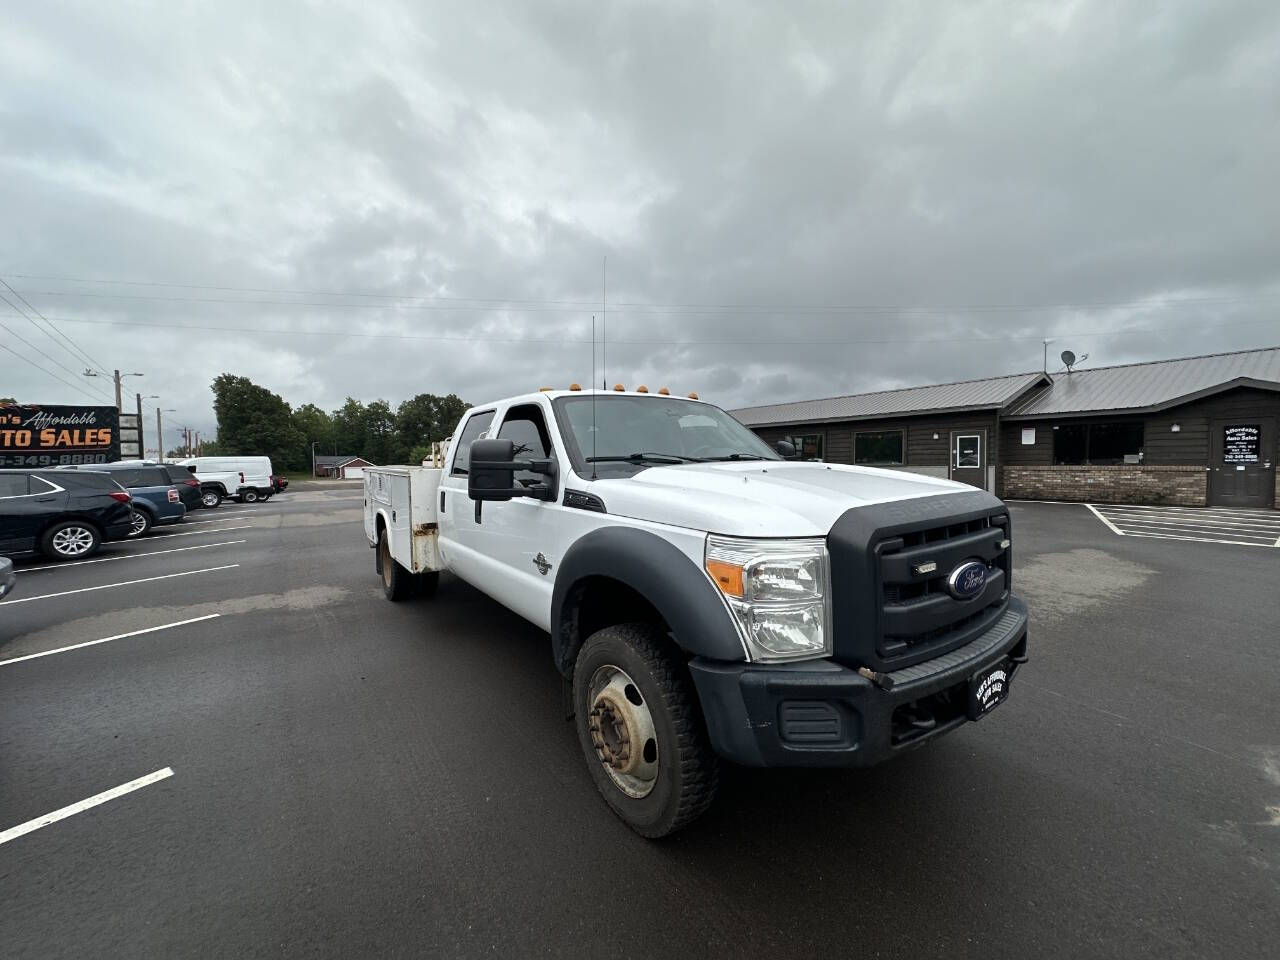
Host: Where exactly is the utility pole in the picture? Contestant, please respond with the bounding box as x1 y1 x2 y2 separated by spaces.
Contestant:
135 392 146 453
194 431 200 457
311 440 320 478
156 408 164 461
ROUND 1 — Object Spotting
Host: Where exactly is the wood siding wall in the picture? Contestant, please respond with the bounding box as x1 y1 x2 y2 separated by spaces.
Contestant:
1000 387 1280 467
752 411 999 469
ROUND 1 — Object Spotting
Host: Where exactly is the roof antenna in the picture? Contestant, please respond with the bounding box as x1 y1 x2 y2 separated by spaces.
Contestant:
601 255 607 390
591 314 598 480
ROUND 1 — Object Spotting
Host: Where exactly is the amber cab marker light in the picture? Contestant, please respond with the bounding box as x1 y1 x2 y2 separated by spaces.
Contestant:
705 559 744 598
636 385 649 393
569 383 581 391
539 386 554 392
613 383 625 391
658 387 670 395
688 392 699 400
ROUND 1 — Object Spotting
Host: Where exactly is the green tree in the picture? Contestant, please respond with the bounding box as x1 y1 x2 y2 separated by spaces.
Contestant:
394 393 468 457
291 403 334 471
210 374 304 467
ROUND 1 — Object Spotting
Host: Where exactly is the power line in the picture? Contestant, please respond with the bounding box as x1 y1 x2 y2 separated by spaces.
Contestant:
0 279 111 376
30 310 1280 347
5 273 1277 315
0 307 115 403
0 339 116 404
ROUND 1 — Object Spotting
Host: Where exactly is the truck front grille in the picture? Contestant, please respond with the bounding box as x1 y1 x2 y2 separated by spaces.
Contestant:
874 514 1010 663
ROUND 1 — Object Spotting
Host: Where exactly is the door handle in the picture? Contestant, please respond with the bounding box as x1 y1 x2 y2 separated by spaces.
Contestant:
439 490 446 512
36 496 57 502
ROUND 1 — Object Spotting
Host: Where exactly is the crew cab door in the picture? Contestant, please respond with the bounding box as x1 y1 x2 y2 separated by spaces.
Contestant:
438 401 567 631
437 407 497 591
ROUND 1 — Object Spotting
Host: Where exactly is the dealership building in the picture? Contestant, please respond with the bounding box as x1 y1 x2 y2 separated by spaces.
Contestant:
731 346 1279 509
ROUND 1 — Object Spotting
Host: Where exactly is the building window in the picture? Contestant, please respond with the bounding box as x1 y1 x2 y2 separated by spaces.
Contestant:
854 430 904 465
1052 422 1144 465
785 433 824 460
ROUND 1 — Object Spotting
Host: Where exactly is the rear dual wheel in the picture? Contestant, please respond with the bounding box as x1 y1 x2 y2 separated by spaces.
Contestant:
377 528 439 601
572 624 719 838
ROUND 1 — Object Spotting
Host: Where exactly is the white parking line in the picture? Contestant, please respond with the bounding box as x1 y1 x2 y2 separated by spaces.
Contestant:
0 565 239 606
1094 506 1280 524
1123 531 1280 549
0 615 222 666
147 525 253 538
0 768 174 846
1094 513 1280 534
1085 503 1125 536
17 540 247 573
185 512 256 522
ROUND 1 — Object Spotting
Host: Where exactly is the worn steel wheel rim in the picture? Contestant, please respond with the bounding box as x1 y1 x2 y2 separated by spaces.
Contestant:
129 512 148 536
52 526 94 556
587 664 659 799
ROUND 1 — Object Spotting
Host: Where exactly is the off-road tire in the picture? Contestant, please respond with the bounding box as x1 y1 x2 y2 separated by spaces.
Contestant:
40 520 102 560
378 528 416 601
572 623 719 838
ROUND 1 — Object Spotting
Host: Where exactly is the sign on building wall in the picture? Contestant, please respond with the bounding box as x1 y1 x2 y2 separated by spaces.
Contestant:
1223 424 1260 464
0 404 121 468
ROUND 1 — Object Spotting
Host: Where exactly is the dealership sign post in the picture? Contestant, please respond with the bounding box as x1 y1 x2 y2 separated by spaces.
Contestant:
0 404 121 468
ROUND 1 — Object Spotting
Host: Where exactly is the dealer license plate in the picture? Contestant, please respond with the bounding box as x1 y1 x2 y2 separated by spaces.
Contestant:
967 659 1013 720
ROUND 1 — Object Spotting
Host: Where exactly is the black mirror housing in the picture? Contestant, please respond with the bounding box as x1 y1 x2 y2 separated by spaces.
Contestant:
776 439 796 459
468 438 518 501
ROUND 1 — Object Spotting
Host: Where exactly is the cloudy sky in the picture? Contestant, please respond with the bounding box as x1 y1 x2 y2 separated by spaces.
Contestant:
2 0 1277 446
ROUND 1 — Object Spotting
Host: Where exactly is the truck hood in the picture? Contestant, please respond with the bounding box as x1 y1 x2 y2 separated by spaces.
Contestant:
588 461 977 537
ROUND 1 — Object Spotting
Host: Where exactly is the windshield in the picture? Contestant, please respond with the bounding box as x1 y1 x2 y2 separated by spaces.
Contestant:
553 395 779 475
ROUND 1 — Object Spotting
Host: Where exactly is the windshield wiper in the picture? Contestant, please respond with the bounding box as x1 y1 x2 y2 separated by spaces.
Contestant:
586 452 706 464
705 453 769 461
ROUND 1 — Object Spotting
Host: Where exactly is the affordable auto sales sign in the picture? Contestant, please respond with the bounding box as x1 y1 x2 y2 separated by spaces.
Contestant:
0 404 120 468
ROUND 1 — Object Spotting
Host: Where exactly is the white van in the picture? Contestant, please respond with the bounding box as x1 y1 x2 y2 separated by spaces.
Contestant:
178 456 274 508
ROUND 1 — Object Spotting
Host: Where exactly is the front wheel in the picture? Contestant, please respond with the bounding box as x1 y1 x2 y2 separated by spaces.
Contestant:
572 624 719 838
200 490 223 509
128 509 153 538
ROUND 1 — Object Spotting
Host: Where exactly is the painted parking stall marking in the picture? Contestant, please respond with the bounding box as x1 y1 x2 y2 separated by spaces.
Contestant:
17 540 247 574
0 768 174 846
0 564 240 605
1087 503 1280 548
1 615 221 666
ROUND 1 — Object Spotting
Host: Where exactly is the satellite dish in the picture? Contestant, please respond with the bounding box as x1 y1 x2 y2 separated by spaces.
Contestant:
1060 350 1076 368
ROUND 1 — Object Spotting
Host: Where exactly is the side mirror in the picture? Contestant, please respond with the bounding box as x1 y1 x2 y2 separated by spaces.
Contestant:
468 438 517 502
776 439 796 459
187 465 197 474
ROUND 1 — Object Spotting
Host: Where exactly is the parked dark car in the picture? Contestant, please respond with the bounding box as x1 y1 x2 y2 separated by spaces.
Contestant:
0 556 14 600
0 469 134 560
60 463 187 537
111 460 203 511
271 474 289 493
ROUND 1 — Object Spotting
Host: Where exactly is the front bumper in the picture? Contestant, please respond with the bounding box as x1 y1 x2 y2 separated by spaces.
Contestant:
689 596 1028 768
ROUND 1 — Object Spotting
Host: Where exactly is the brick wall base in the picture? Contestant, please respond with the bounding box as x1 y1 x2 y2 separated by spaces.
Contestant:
1000 465 1207 506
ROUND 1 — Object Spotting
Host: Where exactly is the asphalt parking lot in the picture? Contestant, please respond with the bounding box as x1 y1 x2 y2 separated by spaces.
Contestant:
2 488 1277 959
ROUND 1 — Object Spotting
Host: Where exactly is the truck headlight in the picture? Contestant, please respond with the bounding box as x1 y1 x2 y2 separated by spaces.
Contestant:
704 535 831 662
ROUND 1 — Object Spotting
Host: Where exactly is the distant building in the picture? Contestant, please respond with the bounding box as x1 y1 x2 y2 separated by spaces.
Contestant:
314 455 374 479
731 346 1279 509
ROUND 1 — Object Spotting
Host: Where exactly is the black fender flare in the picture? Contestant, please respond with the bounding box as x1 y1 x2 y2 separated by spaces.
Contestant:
550 526 746 676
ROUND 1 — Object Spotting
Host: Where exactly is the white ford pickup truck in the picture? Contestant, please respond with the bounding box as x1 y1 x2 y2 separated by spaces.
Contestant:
364 388 1028 836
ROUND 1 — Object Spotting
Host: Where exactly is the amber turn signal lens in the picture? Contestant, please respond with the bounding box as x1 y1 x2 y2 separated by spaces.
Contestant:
705 559 744 598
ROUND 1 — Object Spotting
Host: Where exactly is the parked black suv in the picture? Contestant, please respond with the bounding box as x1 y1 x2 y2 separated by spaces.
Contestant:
0 469 134 560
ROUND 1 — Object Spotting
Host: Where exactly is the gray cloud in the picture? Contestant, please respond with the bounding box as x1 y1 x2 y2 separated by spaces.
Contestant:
2 0 1277 445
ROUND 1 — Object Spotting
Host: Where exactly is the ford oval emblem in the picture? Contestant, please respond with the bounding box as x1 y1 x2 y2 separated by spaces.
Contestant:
946 560 988 600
